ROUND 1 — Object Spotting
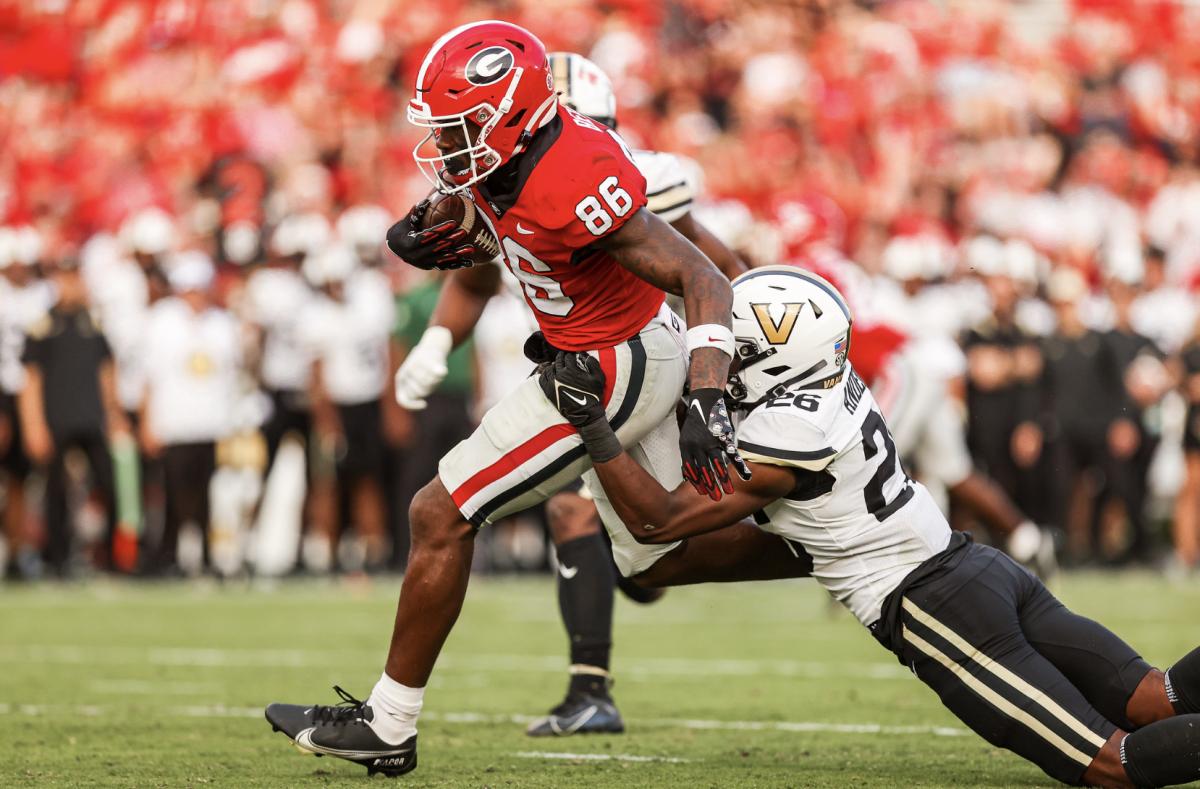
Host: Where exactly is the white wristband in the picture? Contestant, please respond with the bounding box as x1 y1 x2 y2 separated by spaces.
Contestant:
686 324 734 357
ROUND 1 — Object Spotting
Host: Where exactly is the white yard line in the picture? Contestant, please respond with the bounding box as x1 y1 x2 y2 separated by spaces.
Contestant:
515 751 690 763
0 644 909 680
0 703 968 738
88 679 221 695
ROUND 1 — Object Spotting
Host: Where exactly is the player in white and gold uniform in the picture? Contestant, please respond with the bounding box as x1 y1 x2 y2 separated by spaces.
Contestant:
542 266 1200 789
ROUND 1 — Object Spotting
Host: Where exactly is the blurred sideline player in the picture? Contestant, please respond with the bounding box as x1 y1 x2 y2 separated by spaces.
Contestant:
543 266 1200 789
0 226 53 578
266 22 811 776
802 250 1055 575
515 51 750 736
299 243 394 571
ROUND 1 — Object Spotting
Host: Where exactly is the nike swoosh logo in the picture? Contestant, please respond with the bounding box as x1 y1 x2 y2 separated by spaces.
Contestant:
558 564 579 580
550 704 598 735
563 391 590 406
516 223 535 235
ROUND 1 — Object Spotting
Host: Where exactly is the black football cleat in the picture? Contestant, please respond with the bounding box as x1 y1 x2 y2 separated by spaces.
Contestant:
266 686 418 777
615 573 666 605
525 691 625 737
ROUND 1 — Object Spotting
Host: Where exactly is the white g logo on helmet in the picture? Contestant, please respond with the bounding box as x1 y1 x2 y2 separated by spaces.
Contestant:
726 266 853 409
465 46 515 86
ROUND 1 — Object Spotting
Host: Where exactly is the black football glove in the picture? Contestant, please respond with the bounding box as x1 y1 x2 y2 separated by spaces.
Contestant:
538 352 621 462
679 388 752 501
385 200 477 271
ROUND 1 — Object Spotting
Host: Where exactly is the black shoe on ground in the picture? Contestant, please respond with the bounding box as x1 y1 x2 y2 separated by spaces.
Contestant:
265 686 418 777
525 691 625 737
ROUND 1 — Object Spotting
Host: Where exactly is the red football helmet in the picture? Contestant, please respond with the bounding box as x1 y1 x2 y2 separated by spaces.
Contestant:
408 21 558 194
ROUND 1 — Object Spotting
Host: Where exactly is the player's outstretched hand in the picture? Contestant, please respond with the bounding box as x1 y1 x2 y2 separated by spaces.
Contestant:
679 389 752 501
539 352 623 463
386 200 476 271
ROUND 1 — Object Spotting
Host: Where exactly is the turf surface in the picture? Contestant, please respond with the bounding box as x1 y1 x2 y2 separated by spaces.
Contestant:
2 572 1198 787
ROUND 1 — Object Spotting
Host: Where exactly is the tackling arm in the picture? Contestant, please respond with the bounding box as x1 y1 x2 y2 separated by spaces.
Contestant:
592 452 796 544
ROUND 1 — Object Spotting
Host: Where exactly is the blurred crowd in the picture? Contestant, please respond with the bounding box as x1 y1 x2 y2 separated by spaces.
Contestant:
1 0 1200 580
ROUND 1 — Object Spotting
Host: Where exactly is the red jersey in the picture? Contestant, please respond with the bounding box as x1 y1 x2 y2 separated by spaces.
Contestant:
470 104 664 352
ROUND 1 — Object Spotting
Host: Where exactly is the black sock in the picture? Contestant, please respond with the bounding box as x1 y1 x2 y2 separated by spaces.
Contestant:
1166 647 1200 715
1121 715 1200 787
555 532 614 697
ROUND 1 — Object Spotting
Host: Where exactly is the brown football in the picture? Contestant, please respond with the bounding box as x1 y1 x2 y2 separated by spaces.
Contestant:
420 192 501 265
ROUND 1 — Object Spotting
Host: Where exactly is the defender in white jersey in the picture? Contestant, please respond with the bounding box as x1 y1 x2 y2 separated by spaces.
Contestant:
542 266 1200 788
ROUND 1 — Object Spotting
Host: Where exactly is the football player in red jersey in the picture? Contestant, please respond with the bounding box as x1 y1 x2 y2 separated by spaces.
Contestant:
265 21 810 776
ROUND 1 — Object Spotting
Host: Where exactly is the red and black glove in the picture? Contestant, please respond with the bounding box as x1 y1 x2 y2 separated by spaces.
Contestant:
386 200 476 271
679 388 752 501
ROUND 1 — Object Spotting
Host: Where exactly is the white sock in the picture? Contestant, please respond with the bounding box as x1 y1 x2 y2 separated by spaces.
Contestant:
366 672 424 744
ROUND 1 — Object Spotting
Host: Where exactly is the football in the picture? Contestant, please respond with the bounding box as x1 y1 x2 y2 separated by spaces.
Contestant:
420 191 502 264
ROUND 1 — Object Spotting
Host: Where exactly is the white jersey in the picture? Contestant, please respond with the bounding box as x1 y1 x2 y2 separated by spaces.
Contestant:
0 279 53 394
476 269 538 418
736 366 951 626
89 257 150 411
299 269 393 406
143 298 242 445
244 267 315 393
633 149 697 224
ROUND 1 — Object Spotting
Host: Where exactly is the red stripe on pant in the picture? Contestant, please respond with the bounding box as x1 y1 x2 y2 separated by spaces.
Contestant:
450 423 576 510
599 346 617 406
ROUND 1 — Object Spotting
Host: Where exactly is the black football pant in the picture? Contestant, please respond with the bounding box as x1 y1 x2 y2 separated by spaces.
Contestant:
263 389 311 470
43 432 115 574
878 540 1151 785
151 442 215 572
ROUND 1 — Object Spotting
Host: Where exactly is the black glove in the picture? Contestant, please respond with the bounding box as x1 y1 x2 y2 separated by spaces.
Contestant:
538 352 621 462
386 200 477 271
679 388 752 501
522 331 559 365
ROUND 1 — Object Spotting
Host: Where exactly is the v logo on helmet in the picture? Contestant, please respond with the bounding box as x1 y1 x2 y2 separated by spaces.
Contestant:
465 46 515 86
751 302 804 345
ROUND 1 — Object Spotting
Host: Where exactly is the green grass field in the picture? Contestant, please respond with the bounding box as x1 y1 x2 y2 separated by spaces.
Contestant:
2 573 1199 788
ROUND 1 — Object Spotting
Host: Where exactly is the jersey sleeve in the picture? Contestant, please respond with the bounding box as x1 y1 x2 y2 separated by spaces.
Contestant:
737 408 837 472
634 150 696 224
532 121 647 249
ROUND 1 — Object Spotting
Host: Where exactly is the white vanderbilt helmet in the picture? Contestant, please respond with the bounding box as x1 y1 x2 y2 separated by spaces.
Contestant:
726 265 853 409
548 52 617 127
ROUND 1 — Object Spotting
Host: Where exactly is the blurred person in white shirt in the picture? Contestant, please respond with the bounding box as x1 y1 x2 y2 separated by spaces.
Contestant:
94 208 178 422
0 225 53 578
1130 245 1198 356
244 213 329 466
299 244 394 571
139 252 242 575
